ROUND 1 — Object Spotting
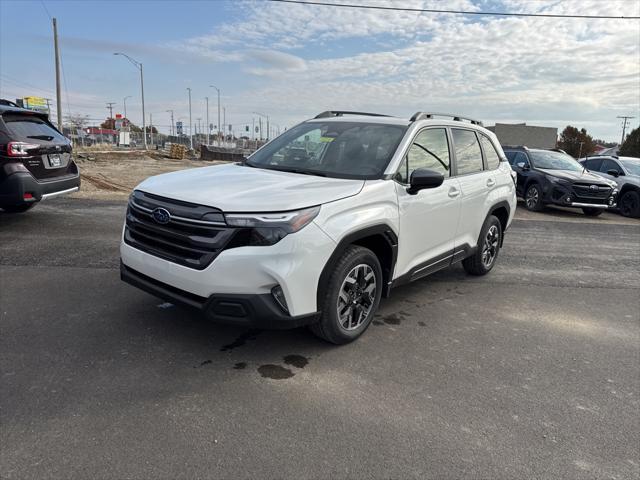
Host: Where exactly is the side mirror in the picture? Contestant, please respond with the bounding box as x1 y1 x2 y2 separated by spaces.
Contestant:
407 168 444 194
516 162 530 170
606 169 620 177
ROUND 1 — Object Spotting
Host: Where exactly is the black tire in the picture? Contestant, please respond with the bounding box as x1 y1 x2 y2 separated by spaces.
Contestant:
1 203 35 213
524 183 544 211
462 215 502 276
310 245 383 344
619 190 640 218
582 207 604 217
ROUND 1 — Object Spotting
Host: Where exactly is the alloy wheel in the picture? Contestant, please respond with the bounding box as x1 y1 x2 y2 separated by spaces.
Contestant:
336 264 376 331
481 225 500 268
526 186 539 209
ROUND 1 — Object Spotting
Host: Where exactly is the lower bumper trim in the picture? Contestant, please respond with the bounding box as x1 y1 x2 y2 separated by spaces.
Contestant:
120 262 320 329
41 186 79 200
569 202 610 208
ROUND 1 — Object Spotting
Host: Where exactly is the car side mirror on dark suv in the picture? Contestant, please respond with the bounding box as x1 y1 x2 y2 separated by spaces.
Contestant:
407 168 444 194
606 169 621 177
516 162 530 171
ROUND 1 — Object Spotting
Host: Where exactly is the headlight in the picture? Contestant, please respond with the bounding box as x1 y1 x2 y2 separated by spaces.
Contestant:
546 175 570 185
226 206 320 233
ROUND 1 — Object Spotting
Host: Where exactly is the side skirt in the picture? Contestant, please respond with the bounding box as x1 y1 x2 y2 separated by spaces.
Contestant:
390 243 476 290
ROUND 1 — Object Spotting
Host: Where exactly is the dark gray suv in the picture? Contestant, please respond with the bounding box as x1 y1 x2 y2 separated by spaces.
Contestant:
581 156 640 218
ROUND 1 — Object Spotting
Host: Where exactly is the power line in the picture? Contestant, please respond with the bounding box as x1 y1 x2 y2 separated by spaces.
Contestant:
268 0 640 19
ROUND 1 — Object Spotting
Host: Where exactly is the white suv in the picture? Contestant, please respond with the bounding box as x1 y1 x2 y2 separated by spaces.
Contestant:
120 111 516 344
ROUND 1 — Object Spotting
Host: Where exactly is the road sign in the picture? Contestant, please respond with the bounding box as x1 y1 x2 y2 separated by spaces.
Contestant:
176 121 183 135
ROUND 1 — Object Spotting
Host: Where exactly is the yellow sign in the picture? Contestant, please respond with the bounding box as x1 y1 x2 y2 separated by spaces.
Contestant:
23 96 47 108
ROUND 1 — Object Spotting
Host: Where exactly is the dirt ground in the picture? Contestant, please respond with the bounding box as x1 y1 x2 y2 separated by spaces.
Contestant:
71 150 224 200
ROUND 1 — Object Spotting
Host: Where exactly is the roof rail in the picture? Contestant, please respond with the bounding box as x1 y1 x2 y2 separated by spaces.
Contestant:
410 111 483 126
314 110 391 119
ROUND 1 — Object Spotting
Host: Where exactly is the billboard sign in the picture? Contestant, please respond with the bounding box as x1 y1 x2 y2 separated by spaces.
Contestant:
22 96 48 113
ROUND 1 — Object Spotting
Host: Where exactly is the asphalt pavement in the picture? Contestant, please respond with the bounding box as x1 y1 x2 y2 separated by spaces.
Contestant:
1 199 639 479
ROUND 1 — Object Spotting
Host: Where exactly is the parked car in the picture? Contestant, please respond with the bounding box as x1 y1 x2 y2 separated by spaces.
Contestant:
503 146 617 216
120 111 517 344
0 102 80 213
580 155 640 218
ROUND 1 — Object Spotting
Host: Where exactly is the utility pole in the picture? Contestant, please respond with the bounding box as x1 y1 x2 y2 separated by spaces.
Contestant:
617 116 635 145
52 18 62 131
114 52 147 149
253 112 269 141
166 110 174 136
149 113 153 148
187 88 193 149
106 102 115 119
209 85 221 147
222 107 226 144
205 97 210 146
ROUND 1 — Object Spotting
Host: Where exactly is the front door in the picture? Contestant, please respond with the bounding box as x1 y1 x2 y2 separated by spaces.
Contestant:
394 127 462 280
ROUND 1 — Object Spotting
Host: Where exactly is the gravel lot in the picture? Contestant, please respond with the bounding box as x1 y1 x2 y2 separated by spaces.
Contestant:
1 198 639 479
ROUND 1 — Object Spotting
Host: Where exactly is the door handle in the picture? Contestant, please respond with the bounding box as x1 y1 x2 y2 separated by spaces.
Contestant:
486 178 496 188
448 188 460 198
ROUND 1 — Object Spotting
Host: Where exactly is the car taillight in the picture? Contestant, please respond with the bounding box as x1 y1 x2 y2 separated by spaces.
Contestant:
7 141 39 157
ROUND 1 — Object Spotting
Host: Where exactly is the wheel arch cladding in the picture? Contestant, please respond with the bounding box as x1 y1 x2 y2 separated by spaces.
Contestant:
489 201 510 246
317 225 398 307
620 184 640 196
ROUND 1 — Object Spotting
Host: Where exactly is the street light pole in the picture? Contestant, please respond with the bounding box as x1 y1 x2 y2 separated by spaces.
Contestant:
187 88 193 150
253 111 269 141
209 85 221 147
114 52 147 149
205 97 210 146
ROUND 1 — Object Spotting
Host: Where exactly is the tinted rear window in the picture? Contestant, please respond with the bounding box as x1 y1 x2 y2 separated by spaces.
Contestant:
3 114 67 142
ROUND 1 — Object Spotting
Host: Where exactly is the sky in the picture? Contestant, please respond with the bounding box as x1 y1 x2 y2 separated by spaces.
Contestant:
0 0 639 141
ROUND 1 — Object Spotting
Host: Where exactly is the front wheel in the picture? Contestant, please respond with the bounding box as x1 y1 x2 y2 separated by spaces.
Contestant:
619 191 640 218
524 184 544 211
582 207 604 217
1 203 35 213
462 215 502 276
311 245 382 344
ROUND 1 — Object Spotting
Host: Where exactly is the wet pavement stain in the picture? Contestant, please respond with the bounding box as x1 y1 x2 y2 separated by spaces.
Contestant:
195 359 212 368
399 310 412 317
257 364 295 380
418 321 427 327
383 313 403 325
283 354 309 369
220 329 262 352
372 320 385 326
233 362 247 370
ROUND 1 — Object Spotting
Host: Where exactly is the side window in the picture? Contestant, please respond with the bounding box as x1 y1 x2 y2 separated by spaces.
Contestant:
600 159 621 174
505 151 517 165
585 158 602 171
479 135 500 170
452 129 483 175
514 152 529 166
395 128 450 183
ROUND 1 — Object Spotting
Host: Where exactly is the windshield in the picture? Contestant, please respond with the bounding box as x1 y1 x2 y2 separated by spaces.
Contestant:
621 159 640 176
529 150 583 172
246 121 407 179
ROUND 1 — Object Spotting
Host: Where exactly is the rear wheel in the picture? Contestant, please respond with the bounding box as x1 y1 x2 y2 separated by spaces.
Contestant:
582 207 604 217
311 245 382 344
619 191 640 218
1 203 35 213
524 183 544 211
463 215 502 276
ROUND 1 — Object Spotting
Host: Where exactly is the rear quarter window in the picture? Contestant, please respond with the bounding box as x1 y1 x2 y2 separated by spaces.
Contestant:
479 135 501 170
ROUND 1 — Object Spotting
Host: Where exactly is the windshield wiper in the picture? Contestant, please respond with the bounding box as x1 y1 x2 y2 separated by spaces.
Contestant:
27 135 54 141
265 166 327 177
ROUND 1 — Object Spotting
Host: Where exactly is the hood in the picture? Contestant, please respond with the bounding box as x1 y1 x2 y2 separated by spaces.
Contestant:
135 163 364 212
538 168 616 186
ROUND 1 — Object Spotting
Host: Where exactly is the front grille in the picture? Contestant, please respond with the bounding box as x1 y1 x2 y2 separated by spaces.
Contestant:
124 191 237 270
572 183 612 202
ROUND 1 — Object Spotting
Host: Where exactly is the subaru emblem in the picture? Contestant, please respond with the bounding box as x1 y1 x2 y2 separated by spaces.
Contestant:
589 185 598 191
152 207 171 224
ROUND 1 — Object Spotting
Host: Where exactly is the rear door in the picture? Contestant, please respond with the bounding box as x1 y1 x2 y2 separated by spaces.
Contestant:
450 128 491 251
1 112 72 180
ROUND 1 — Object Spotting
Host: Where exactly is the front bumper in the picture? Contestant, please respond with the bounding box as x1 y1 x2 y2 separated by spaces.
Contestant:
0 169 80 207
121 262 320 329
542 183 616 210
